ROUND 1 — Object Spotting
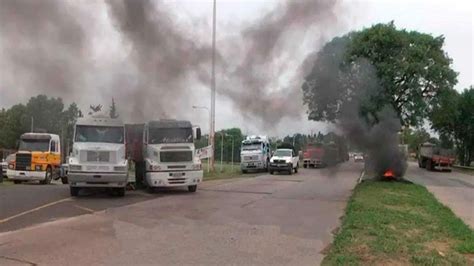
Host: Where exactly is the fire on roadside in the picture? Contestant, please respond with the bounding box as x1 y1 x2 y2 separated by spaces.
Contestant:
383 169 395 179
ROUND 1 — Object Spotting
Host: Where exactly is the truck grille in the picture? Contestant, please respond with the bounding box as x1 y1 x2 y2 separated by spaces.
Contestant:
15 153 31 170
85 151 111 162
168 177 186 184
160 151 193 162
273 159 286 164
244 156 258 161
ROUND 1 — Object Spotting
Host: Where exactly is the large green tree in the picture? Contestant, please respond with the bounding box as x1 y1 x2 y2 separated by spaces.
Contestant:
431 87 474 166
302 22 457 127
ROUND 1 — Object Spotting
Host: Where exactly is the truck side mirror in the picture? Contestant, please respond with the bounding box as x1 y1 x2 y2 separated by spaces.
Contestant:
196 128 201 140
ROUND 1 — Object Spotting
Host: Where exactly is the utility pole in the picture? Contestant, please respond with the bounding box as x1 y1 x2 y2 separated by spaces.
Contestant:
231 136 234 172
210 0 217 172
220 132 224 172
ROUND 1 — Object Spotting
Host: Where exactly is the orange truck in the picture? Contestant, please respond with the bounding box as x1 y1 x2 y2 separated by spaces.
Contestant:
7 133 64 184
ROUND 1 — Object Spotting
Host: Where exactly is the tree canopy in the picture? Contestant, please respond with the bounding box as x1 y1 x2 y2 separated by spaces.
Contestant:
0 95 82 152
302 22 457 127
431 87 474 166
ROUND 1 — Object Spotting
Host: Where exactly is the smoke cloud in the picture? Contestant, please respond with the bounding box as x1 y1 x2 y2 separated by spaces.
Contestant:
303 46 407 178
0 0 348 131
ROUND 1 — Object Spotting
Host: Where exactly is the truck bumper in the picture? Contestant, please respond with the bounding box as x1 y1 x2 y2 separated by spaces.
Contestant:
241 161 265 170
145 170 203 188
68 171 128 188
269 163 292 172
303 160 324 167
7 170 46 181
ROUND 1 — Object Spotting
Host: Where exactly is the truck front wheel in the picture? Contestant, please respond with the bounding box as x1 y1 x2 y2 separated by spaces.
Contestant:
188 185 197 192
115 187 125 197
61 176 68 184
40 167 53 185
295 164 298 173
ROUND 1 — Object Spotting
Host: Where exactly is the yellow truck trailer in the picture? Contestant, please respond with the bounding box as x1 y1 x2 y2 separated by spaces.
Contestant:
7 133 62 184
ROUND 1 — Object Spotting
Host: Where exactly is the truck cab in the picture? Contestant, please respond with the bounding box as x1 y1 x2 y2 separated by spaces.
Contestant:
7 133 61 184
68 116 128 197
269 148 299 175
240 136 271 173
142 120 203 192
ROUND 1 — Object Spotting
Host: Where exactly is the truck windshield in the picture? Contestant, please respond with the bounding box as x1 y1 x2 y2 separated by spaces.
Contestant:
148 128 193 144
274 150 292 157
242 144 261 151
19 139 50 152
75 126 124 143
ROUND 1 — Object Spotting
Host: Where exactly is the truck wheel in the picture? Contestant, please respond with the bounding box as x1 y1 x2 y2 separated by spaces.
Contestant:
303 164 307 168
115 187 125 197
426 160 432 171
13 180 22 184
242 170 247 174
188 185 197 192
269 171 274 175
70 187 80 197
288 165 293 175
40 167 53 185
295 164 298 173
61 176 68 184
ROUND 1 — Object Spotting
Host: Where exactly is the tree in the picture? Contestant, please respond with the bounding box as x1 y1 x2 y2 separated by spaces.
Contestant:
401 127 432 152
431 87 474 166
302 22 457 127
89 104 102 115
109 98 119 119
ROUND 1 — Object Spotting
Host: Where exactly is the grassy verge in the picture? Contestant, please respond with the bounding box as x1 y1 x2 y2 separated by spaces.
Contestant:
202 160 260 181
323 179 474 265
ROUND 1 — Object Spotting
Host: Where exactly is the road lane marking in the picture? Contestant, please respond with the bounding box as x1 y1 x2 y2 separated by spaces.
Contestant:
0 198 72 224
73 205 95 213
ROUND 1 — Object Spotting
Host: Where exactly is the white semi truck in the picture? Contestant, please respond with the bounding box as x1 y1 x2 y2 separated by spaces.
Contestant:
240 136 271 173
130 120 203 192
68 116 128 197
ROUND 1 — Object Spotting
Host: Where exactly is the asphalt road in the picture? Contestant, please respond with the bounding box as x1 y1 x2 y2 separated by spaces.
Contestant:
0 162 362 265
406 161 474 228
0 180 161 233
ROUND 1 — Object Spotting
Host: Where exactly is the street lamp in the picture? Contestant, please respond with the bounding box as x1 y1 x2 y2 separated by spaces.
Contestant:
193 105 211 172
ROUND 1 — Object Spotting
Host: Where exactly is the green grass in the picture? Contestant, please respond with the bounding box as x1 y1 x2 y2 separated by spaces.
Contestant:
322 180 474 265
202 160 259 181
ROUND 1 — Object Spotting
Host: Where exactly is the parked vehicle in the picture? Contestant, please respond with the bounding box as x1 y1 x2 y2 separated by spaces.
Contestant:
7 133 62 184
128 120 203 192
303 140 348 168
68 116 128 197
269 145 299 175
418 142 455 171
354 153 364 162
303 143 325 168
240 136 271 173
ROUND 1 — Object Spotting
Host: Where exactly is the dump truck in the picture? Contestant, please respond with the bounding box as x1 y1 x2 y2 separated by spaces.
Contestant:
418 142 455 171
68 116 128 197
128 120 203 192
240 135 271 173
7 133 63 184
303 140 348 168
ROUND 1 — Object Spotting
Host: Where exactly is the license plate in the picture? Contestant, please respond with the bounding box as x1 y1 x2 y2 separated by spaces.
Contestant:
172 172 183 177
278 164 287 167
248 163 254 166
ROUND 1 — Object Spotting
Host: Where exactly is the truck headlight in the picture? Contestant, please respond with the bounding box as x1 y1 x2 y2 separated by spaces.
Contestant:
8 164 14 169
35 165 42 171
69 165 82 171
114 166 127 172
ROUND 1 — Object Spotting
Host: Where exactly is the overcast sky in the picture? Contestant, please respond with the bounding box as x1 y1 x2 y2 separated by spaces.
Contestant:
0 0 472 137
